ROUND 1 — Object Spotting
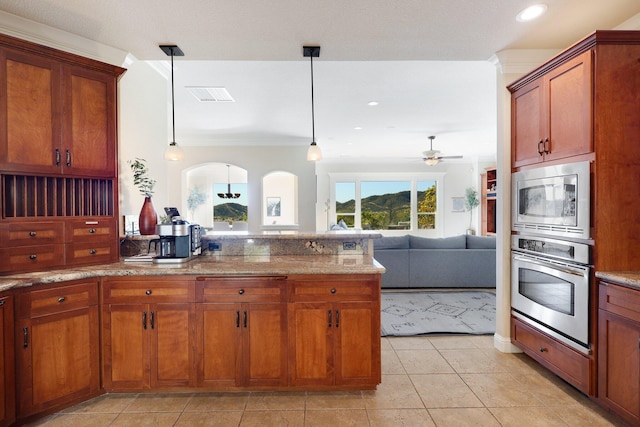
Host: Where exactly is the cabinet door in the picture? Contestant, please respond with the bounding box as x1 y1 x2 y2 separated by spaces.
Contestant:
102 304 149 391
334 301 380 386
0 295 15 427
598 309 640 425
150 303 195 388
512 78 544 168
544 51 592 162
288 302 334 387
16 306 99 417
197 303 242 387
61 65 117 177
243 303 288 387
0 48 62 174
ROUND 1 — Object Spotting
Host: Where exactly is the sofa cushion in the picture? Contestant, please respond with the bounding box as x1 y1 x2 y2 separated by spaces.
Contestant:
409 235 466 249
374 235 410 249
466 234 497 249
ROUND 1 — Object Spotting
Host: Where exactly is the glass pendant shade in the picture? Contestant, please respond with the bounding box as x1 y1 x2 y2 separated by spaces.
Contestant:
164 142 184 161
425 158 439 166
307 141 322 161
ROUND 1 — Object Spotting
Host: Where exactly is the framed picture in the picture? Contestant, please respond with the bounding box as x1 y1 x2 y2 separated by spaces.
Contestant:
267 197 281 217
451 197 465 212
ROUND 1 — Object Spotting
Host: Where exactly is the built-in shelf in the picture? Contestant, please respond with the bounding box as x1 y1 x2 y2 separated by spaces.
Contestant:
481 167 497 236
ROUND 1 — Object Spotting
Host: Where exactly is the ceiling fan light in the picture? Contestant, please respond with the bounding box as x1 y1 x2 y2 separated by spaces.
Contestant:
425 158 439 166
307 141 322 161
164 142 184 161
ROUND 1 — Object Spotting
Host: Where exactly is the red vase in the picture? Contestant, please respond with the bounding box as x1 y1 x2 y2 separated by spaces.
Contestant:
139 196 158 235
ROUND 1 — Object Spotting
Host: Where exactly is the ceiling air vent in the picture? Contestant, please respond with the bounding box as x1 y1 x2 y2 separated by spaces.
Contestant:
186 86 234 102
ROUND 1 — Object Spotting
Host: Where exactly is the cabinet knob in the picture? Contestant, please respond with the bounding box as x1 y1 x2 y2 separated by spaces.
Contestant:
89 249 97 255
539 347 547 353
58 296 66 303
29 254 37 260
89 228 96 234
29 231 37 237
330 288 337 294
238 289 245 295
145 290 152 295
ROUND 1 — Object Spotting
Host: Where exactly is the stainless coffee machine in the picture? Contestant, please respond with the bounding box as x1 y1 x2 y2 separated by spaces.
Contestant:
149 208 203 263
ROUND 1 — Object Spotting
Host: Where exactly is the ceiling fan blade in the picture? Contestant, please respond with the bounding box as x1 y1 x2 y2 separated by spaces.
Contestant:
438 155 463 159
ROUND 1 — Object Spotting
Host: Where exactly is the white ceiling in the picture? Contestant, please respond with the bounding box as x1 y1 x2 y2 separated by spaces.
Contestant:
1 0 639 163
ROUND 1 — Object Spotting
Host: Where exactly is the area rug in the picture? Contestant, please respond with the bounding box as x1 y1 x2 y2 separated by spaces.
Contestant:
381 291 496 336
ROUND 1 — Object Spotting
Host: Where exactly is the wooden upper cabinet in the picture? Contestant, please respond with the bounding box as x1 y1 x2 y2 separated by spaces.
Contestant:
511 50 593 168
62 65 117 177
0 48 61 175
0 34 124 178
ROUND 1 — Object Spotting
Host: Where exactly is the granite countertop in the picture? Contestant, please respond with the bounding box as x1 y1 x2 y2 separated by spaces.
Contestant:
595 271 640 289
0 254 385 293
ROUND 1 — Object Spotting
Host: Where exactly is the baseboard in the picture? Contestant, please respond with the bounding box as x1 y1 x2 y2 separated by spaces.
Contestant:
493 333 521 353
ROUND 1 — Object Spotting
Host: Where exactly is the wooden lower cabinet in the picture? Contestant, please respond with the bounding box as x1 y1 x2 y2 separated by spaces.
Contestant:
288 275 381 389
197 302 288 388
14 280 100 418
102 278 196 391
598 281 640 425
511 316 591 394
0 293 15 427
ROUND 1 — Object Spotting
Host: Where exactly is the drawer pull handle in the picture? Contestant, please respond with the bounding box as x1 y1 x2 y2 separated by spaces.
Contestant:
0 300 4 307
89 228 96 234
29 231 37 237
236 310 240 328
89 249 97 255
66 149 71 167
142 311 147 330
58 296 66 303
145 290 152 296
29 254 37 260
328 310 332 327
539 347 547 353
238 289 245 295
150 311 155 330
330 288 337 294
335 309 340 328
243 310 248 328
23 327 29 348
55 148 61 166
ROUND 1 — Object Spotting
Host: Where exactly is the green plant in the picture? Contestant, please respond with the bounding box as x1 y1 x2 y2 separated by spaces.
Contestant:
464 187 480 228
128 158 156 198
187 186 207 216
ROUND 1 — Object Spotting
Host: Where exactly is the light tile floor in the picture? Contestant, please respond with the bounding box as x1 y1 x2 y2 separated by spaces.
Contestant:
27 335 628 426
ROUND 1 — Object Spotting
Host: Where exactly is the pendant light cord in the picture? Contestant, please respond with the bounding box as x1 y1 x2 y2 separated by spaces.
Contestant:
310 53 315 143
170 47 176 144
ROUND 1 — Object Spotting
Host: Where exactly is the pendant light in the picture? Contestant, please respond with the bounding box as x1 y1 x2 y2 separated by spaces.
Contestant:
217 164 241 199
303 46 322 161
160 45 185 161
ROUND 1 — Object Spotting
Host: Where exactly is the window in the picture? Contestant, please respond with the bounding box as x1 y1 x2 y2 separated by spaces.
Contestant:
213 183 248 223
330 173 443 232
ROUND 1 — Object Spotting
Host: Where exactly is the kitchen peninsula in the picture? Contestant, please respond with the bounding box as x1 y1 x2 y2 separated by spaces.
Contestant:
0 232 384 425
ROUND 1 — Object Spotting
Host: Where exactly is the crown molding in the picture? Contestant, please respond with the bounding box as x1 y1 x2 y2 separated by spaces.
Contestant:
0 10 132 67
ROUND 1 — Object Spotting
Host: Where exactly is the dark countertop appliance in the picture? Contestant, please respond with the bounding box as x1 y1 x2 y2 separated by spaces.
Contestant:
150 208 203 263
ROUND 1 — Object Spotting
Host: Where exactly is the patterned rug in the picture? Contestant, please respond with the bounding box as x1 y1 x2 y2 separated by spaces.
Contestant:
381 291 496 336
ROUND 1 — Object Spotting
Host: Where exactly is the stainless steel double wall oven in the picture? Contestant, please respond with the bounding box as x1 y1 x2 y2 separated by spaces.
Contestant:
511 161 592 353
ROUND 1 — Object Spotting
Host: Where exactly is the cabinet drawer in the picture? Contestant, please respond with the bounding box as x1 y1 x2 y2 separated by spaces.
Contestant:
289 277 379 302
0 244 64 273
66 240 117 265
512 316 591 393
196 276 287 303
103 278 195 303
16 281 98 318
599 282 640 322
66 219 116 243
0 222 64 247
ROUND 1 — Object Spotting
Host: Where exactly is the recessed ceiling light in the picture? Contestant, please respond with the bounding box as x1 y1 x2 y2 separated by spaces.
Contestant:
516 4 548 22
354 126 363 130
186 86 234 102
367 101 379 106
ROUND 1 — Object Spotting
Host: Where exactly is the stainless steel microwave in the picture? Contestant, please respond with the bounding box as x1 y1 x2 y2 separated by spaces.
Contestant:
512 161 591 240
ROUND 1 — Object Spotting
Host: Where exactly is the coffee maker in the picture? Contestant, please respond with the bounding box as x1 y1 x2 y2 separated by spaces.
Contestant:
149 208 203 263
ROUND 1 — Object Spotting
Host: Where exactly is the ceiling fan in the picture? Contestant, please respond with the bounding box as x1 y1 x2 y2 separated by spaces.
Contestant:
423 135 463 165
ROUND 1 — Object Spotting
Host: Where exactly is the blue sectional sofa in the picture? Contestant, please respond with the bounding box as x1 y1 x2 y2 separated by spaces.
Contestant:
373 234 496 288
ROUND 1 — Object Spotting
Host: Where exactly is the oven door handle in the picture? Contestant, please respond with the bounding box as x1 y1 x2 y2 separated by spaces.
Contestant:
512 255 587 277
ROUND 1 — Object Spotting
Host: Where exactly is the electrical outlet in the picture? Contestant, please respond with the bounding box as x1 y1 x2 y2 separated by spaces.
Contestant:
343 242 357 250
208 242 221 251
